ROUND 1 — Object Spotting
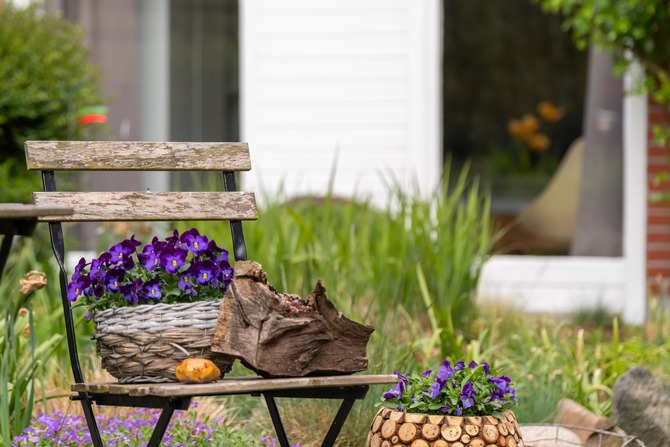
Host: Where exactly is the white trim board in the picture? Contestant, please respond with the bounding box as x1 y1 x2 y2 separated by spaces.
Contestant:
622 63 648 325
478 255 628 317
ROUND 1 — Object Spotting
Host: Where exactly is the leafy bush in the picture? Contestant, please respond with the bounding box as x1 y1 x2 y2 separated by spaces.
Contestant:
0 3 103 202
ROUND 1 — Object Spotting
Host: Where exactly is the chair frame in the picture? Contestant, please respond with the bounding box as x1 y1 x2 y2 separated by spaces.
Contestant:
26 141 395 447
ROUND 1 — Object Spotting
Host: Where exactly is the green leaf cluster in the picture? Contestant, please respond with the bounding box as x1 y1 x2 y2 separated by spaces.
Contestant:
0 3 103 202
535 0 670 104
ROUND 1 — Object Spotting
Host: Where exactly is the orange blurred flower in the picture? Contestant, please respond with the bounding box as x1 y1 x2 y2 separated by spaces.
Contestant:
507 114 539 140
507 101 565 157
527 133 551 152
537 101 565 122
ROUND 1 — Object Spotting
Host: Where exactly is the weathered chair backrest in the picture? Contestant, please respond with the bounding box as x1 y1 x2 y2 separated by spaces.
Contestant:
24 141 258 383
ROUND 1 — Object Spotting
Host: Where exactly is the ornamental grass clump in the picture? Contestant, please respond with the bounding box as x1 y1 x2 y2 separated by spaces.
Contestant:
382 360 517 418
66 228 234 316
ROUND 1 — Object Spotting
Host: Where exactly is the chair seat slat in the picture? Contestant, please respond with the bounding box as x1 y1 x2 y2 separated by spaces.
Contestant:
25 141 251 171
32 191 258 221
71 374 399 397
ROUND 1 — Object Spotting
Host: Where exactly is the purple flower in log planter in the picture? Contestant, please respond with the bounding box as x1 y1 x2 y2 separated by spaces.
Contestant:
381 358 517 417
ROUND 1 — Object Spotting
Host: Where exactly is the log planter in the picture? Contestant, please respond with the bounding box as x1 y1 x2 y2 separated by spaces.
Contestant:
367 407 523 447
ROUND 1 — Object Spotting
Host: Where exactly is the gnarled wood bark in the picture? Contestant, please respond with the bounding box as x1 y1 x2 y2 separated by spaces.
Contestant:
211 261 374 377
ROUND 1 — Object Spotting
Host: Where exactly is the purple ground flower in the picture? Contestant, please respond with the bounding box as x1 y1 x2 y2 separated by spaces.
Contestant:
13 406 268 447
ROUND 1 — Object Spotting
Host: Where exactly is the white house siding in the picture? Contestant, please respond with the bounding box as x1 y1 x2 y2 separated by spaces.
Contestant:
478 256 627 316
240 0 442 204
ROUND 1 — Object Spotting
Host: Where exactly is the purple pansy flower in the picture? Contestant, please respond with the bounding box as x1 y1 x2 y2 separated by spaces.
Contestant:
489 375 511 392
109 238 137 265
181 229 209 255
120 280 141 304
436 360 454 384
460 382 477 409
71 257 87 280
160 248 187 274
383 381 405 400
66 276 90 302
104 268 125 293
430 381 442 399
178 274 198 296
139 243 161 271
108 244 124 264
89 257 107 280
194 260 217 285
143 279 162 300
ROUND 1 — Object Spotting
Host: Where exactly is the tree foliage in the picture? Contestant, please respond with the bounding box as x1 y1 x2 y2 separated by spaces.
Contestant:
0 3 103 201
536 0 670 104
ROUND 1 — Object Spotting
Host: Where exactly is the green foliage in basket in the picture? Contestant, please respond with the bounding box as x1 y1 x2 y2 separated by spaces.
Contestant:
66 228 234 317
382 359 517 418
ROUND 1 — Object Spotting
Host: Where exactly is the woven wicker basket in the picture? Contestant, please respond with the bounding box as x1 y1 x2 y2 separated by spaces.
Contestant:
92 299 233 383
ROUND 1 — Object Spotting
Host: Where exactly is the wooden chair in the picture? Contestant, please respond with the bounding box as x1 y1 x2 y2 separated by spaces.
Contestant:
25 141 395 447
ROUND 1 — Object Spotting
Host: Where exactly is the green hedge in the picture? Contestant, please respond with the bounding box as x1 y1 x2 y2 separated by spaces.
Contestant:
0 3 103 202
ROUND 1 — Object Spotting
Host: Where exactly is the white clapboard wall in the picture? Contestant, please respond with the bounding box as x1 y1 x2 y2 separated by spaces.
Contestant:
240 0 442 203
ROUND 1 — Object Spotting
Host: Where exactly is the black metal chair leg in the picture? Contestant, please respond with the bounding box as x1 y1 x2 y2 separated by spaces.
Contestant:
79 394 104 447
147 406 177 447
264 395 291 447
320 398 357 447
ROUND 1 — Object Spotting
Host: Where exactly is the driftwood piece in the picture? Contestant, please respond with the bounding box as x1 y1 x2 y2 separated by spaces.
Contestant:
211 261 374 377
